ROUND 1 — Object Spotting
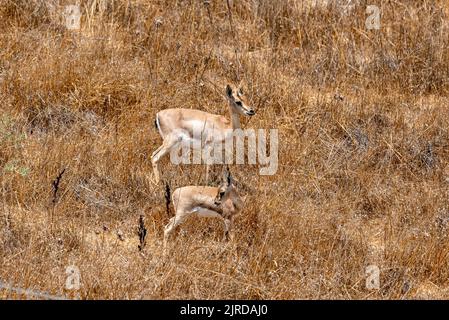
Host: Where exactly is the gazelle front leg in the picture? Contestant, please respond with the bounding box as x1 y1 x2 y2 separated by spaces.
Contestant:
203 140 217 184
205 165 210 184
223 217 233 241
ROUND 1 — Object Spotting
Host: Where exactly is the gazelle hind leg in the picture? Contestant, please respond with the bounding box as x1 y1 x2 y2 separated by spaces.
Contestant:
150 145 163 182
151 133 182 183
163 217 176 249
151 144 164 159
163 214 186 250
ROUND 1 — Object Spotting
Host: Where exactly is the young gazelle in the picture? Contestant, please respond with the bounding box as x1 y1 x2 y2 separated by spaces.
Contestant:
163 170 245 248
151 84 255 183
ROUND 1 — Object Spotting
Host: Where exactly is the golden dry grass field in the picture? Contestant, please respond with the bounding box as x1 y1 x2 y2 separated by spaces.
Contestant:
0 0 448 299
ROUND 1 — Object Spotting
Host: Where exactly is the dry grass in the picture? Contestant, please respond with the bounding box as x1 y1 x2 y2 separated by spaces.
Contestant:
0 0 448 299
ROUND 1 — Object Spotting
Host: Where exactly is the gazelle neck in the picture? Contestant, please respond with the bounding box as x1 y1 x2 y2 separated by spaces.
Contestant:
228 103 241 130
234 195 244 212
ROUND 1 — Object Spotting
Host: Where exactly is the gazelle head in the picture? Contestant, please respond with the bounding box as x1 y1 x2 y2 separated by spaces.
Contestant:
214 170 233 206
214 169 244 213
225 84 255 117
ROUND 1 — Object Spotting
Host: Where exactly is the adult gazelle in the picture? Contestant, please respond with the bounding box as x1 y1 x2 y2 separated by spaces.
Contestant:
151 84 255 183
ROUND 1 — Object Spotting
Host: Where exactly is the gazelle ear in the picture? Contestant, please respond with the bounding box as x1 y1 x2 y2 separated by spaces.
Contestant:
237 79 245 95
222 165 232 186
225 84 233 98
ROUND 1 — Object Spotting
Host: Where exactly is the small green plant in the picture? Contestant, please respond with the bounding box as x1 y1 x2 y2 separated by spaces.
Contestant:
1 115 26 148
3 159 30 177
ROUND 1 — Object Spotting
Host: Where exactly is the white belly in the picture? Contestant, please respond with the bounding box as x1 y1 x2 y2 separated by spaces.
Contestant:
192 207 221 218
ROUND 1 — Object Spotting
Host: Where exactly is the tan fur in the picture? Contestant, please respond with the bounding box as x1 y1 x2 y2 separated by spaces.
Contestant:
163 180 245 249
151 84 255 183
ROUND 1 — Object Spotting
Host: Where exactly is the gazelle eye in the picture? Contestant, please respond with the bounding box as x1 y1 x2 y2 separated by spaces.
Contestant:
219 191 225 197
235 101 242 106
